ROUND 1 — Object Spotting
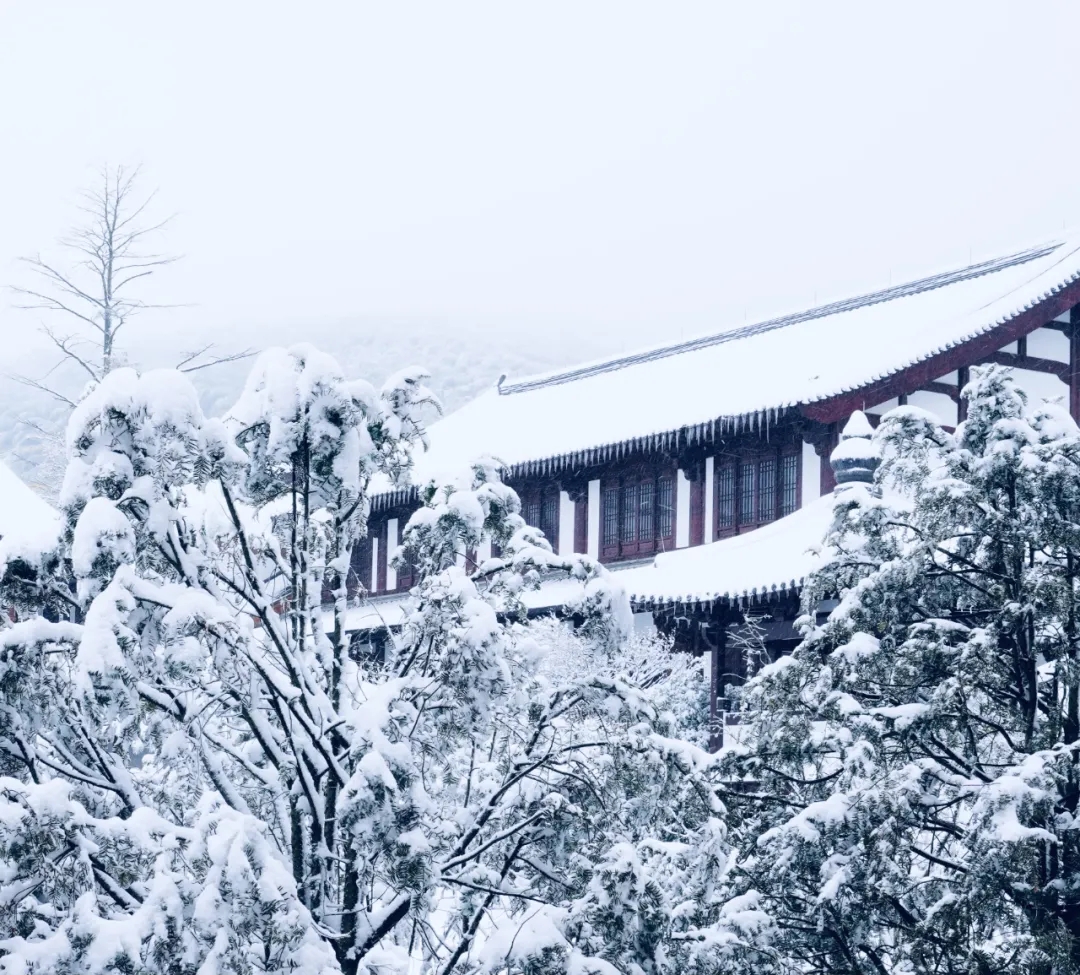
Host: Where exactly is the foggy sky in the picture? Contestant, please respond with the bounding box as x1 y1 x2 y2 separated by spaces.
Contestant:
3 1 1080 366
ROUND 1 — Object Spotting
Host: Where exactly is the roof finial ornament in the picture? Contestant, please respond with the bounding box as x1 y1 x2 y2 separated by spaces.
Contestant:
830 410 880 492
496 374 507 395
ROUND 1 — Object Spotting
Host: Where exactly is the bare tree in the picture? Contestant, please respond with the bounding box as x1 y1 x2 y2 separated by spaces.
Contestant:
6 167 252 498
11 165 251 407
12 166 175 397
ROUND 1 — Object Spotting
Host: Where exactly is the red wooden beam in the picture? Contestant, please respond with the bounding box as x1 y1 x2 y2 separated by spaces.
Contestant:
976 351 1070 382
800 280 1080 423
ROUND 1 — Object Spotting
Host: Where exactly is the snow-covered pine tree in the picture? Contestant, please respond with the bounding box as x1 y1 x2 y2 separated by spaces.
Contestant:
719 366 1080 975
0 346 734 975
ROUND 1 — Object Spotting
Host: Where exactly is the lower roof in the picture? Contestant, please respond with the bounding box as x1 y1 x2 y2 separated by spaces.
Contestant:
345 495 836 633
0 461 58 551
619 493 836 611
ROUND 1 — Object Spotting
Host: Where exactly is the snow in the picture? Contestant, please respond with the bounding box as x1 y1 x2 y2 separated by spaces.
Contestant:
71 496 135 578
831 435 879 463
618 493 838 605
398 237 1080 484
348 496 837 627
840 410 875 439
341 573 597 632
0 459 57 544
869 703 929 730
347 497 831 628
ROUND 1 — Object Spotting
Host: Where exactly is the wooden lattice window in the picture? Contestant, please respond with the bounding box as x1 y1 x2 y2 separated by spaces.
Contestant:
780 452 799 517
716 463 736 532
521 485 560 547
716 447 800 538
601 467 676 561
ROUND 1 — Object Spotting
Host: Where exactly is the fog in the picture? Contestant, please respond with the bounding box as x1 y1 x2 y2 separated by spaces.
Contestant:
2 2 1080 428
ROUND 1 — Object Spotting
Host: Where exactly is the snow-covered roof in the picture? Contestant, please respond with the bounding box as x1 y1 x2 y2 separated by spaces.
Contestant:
392 237 1080 490
0 461 58 550
618 494 837 610
341 574 595 634
346 498 834 632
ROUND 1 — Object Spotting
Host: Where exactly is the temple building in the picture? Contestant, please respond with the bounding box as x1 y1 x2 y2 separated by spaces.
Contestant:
349 237 1080 742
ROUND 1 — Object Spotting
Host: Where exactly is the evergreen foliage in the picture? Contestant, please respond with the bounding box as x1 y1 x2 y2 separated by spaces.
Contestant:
720 366 1080 974
0 346 726 974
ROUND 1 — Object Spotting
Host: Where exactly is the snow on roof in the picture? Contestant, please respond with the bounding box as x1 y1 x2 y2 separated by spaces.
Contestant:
617 493 837 608
399 237 1080 487
342 595 409 633
0 462 60 574
0 461 58 547
341 574 592 634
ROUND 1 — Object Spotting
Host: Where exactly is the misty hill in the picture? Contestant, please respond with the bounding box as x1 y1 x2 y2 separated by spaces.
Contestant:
0 317 620 497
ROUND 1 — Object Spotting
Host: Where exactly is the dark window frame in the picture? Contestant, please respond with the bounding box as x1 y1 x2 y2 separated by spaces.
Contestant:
519 483 561 549
715 446 800 539
600 464 677 562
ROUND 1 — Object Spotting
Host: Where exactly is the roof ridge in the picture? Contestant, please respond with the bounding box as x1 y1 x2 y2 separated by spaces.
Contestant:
496 240 1063 396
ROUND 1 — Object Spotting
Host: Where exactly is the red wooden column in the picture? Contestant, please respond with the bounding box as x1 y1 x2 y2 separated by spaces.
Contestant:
708 625 725 752
816 424 838 495
573 497 588 554
562 483 590 555
1071 306 1080 422
689 478 705 546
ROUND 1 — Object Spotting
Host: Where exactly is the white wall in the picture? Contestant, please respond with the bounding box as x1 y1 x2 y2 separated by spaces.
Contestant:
675 470 690 548
558 490 575 555
587 479 600 558
371 536 380 592
1012 367 1069 404
386 518 398 590
866 396 900 418
477 535 492 565
703 456 714 544
633 612 656 637
906 390 957 427
1027 326 1069 363
801 441 821 505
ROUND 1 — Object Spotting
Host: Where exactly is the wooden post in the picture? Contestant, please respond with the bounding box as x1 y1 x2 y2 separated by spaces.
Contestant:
957 366 969 423
817 424 838 495
565 483 589 554
709 624 726 753
689 478 705 547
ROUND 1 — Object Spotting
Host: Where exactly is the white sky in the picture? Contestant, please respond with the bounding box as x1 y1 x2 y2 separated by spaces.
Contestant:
2 1 1080 361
